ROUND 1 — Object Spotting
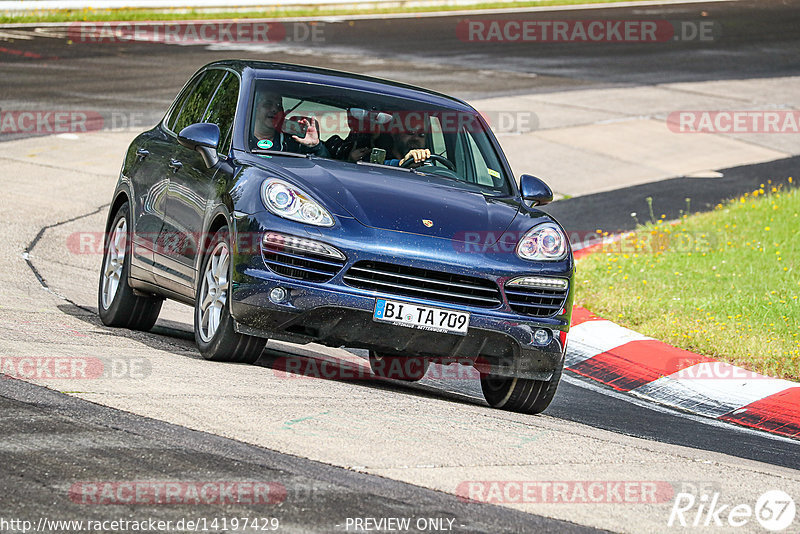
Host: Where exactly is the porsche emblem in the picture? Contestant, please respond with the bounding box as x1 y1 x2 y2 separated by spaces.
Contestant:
422 219 434 228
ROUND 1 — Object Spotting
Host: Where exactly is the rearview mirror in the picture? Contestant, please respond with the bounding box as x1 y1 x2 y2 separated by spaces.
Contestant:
178 122 220 168
519 174 554 206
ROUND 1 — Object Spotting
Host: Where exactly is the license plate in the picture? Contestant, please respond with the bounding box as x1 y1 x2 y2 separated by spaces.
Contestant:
373 299 470 336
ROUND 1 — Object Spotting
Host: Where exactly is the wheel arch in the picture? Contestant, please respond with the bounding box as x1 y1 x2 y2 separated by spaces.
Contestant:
193 207 235 290
106 189 132 231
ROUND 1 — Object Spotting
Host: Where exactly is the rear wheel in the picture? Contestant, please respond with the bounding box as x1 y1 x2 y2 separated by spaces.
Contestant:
368 351 430 382
98 203 163 330
480 363 563 414
194 227 265 363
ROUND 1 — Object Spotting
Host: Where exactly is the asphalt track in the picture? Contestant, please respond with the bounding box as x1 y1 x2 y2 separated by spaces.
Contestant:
1 377 593 533
1 1 799 532
2 0 800 125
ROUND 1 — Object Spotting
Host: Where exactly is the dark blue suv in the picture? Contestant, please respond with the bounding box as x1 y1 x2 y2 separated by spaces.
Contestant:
98 60 574 414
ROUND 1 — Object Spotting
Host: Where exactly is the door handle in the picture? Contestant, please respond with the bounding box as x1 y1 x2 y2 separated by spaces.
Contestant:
136 148 149 160
168 159 183 173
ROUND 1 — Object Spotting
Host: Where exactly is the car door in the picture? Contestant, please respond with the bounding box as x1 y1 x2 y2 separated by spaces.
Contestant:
126 132 169 284
125 72 203 283
155 69 236 296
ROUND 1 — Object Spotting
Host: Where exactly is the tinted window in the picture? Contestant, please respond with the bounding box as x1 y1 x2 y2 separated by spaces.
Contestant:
172 69 225 134
248 79 511 195
203 72 239 155
166 75 201 132
281 97 349 142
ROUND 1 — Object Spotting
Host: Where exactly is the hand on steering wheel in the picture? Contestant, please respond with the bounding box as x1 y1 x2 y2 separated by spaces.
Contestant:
399 150 457 171
398 149 431 167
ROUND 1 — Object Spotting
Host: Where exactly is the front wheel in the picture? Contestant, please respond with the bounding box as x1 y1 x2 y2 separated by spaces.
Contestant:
194 227 266 363
368 351 430 381
480 364 562 414
98 202 163 330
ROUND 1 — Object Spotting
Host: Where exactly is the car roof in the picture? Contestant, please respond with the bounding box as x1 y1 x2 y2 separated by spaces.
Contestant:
205 60 475 112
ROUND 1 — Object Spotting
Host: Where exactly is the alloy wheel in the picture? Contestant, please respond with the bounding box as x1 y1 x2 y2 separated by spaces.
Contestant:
101 217 127 309
198 240 230 342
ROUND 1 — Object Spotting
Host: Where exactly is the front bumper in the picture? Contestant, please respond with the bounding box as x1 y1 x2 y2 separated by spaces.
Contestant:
229 212 574 381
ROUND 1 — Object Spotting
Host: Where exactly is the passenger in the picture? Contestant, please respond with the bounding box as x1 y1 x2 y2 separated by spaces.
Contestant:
344 134 374 163
328 131 376 162
252 91 330 157
328 109 391 163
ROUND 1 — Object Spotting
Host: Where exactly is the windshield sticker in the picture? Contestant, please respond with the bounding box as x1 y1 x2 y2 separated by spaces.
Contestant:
257 139 273 149
487 168 501 178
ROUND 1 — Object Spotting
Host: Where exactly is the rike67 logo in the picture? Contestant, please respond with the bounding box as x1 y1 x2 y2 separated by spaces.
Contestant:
669 490 796 531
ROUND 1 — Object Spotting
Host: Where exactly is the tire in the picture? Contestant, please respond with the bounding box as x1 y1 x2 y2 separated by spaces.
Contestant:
368 351 430 381
98 203 163 331
194 226 265 363
480 363 563 415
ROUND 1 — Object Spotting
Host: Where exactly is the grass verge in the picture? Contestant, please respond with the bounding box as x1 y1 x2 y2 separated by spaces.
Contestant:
575 179 799 381
2 0 657 24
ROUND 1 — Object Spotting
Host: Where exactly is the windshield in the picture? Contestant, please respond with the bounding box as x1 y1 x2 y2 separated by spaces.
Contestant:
248 79 511 194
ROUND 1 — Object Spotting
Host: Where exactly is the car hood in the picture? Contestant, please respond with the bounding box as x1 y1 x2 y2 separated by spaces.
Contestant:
239 154 519 242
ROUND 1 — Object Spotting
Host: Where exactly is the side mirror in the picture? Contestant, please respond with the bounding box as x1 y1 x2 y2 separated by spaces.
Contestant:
178 123 220 168
519 174 554 206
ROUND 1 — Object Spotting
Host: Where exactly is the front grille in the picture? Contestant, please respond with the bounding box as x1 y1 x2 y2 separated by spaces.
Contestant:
343 261 502 308
504 284 569 317
261 235 345 282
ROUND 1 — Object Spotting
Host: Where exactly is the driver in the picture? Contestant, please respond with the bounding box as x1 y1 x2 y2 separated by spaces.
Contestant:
252 91 330 157
385 128 430 167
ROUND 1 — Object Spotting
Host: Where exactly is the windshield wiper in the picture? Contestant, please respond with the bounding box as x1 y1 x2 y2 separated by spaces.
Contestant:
411 167 462 182
251 149 310 158
355 160 413 172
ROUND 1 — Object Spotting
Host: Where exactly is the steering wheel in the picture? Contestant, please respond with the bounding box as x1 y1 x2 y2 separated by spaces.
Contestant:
401 153 456 172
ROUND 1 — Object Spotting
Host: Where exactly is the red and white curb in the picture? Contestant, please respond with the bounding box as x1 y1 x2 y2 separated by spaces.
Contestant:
566 306 800 439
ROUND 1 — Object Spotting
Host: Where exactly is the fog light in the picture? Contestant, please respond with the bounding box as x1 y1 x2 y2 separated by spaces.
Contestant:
533 328 551 345
269 287 288 304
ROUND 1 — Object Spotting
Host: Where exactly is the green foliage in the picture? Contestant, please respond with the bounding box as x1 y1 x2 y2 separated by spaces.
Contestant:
2 0 647 24
576 179 799 380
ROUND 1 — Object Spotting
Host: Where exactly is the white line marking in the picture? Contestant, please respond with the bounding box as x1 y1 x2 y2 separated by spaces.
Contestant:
562 373 798 444
634 365 796 418
567 320 652 366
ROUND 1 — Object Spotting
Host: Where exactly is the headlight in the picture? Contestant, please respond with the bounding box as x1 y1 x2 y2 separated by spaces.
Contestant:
261 178 334 227
516 222 568 261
